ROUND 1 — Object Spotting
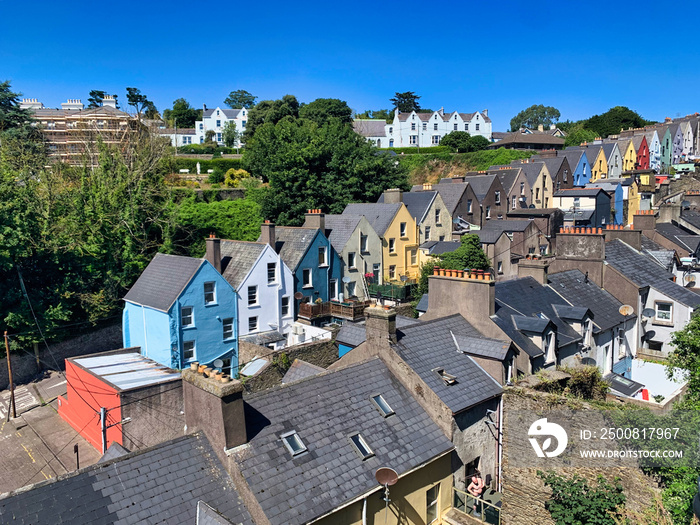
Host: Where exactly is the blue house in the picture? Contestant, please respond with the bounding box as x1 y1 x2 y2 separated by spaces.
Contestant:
122 253 238 372
562 148 590 187
258 211 342 319
587 179 623 225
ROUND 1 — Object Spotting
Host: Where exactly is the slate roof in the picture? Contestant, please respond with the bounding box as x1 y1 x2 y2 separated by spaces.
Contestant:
431 182 470 215
605 239 700 308
0 433 253 525
561 149 586 170
654 223 700 254
123 253 203 312
601 143 618 163
554 188 605 197
393 315 503 413
420 240 461 255
462 174 497 201
324 214 362 253
552 304 590 321
377 191 436 224
494 168 522 194
605 372 644 397
517 161 547 187
493 277 583 357
452 333 511 361
487 131 564 147
238 358 454 525
481 219 532 233
203 108 242 119
343 203 401 236
281 359 326 384
474 229 506 245
416 293 429 313
530 155 568 181
220 240 266 289
258 227 319 271
512 315 553 334
681 210 700 230
335 315 419 348
548 270 631 333
352 119 387 137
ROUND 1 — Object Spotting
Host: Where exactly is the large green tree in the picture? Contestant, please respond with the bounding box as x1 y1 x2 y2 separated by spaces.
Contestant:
0 81 33 132
298 98 353 126
222 121 240 148
441 132 491 153
390 91 421 113
87 90 119 109
668 312 700 403
583 106 654 138
355 109 393 122
564 125 598 147
126 87 155 120
243 94 300 142
224 89 257 109
243 117 408 225
510 104 561 131
163 98 201 128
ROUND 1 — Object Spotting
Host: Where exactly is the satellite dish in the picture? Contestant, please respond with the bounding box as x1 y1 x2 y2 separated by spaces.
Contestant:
213 359 224 369
685 274 697 287
342 276 351 283
294 292 304 300
618 305 634 316
641 308 656 319
643 330 656 341
529 204 536 209
400 275 409 282
682 200 691 209
375 467 399 486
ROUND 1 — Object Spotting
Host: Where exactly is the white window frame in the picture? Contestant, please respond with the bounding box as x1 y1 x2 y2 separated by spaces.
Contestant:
348 252 357 269
204 282 216 305
370 394 394 417
247 285 258 306
183 340 195 361
267 262 276 284
655 301 673 322
302 268 312 288
495 191 501 205
388 238 396 253
425 226 431 240
222 318 234 340
281 296 290 317
318 246 327 267
248 316 258 332
389 265 396 279
181 306 194 327
360 234 368 253
281 431 307 457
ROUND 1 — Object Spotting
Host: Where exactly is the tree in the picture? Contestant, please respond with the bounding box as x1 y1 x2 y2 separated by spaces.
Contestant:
356 109 393 122
468 135 491 151
224 89 257 109
440 131 472 152
126 87 154 120
564 125 598 147
163 98 200 128
243 94 300 141
222 121 240 149
668 312 700 402
0 81 33 132
390 92 421 113
299 98 353 126
583 106 654 138
509 104 561 131
205 130 216 143
537 471 626 525
87 90 119 109
243 117 408 225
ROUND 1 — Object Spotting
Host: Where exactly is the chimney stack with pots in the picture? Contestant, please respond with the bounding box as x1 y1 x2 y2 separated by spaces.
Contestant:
260 220 276 249
205 234 222 273
303 209 325 232
382 188 404 204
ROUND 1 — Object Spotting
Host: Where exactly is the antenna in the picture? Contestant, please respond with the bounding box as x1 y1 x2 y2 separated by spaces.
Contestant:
375 467 398 524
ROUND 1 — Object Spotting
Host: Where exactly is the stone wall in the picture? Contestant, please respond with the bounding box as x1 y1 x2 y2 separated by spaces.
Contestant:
0 322 122 390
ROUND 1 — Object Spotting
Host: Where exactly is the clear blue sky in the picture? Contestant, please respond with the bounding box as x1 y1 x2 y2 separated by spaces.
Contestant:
2 0 699 131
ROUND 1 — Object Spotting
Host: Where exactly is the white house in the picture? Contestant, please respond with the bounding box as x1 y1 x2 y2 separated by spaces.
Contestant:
195 106 248 147
206 238 295 350
354 108 492 148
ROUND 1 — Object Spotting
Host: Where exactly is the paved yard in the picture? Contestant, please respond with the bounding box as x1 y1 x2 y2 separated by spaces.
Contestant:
0 373 101 494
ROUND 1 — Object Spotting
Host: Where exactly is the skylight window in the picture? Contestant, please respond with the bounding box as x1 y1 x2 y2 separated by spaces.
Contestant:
433 368 457 386
281 431 307 457
371 394 395 418
349 433 374 460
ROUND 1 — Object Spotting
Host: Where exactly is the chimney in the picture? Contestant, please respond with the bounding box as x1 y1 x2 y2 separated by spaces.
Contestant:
550 123 556 130
383 188 404 204
482 109 488 118
552 227 605 286
260 220 276 249
182 368 247 463
632 210 656 232
421 271 503 339
365 306 397 351
537 124 544 132
658 203 681 224
102 95 117 109
517 256 550 285
303 209 325 232
205 234 222 273
61 99 84 111
603 224 641 250
422 183 433 191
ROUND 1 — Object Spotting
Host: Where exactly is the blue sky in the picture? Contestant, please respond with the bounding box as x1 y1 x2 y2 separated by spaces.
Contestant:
2 0 699 131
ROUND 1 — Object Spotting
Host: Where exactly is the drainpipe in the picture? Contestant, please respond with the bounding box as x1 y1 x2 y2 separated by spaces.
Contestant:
362 496 367 525
497 398 504 492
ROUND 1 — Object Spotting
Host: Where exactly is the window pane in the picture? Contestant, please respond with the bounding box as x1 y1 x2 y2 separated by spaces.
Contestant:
223 318 233 340
204 282 215 304
281 297 290 316
248 286 257 305
181 307 193 326
350 433 373 458
267 263 276 283
183 341 195 360
372 394 394 416
248 317 258 331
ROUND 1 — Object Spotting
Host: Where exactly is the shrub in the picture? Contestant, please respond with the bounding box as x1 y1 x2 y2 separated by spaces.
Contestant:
379 145 452 154
563 366 609 400
207 169 225 184
224 168 250 187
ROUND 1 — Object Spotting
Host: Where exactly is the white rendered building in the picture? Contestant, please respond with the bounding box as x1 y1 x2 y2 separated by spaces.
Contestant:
194 106 248 147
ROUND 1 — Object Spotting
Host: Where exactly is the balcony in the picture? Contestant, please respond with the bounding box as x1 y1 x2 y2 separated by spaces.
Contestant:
298 300 371 322
367 281 417 302
446 486 502 525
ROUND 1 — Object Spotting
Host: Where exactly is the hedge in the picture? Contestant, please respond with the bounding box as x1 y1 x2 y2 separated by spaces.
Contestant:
170 157 244 173
176 144 236 155
378 146 452 155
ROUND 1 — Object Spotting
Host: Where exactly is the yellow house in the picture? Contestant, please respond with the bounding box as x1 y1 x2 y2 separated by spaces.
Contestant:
618 138 637 173
344 192 421 282
586 145 608 182
624 178 640 224
518 160 553 208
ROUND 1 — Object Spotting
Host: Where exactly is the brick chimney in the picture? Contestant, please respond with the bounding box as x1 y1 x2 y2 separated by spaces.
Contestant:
421 270 504 339
303 209 325 232
632 209 656 232
365 306 397 351
517 255 551 284
383 188 404 204
205 234 221 273
182 369 247 463
603 224 641 251
260 220 276 249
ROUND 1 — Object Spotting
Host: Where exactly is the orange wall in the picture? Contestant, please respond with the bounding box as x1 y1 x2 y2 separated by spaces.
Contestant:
58 361 123 452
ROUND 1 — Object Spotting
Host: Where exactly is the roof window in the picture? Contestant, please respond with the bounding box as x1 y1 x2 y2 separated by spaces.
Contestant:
433 368 457 386
349 433 374 460
281 431 307 457
371 394 395 418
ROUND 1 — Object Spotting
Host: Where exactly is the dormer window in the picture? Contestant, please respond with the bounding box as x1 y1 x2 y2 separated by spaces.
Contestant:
349 433 374 460
371 394 394 417
433 368 457 385
281 431 307 457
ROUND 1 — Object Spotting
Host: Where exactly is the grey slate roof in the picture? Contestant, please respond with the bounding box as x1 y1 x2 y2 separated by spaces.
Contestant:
431 182 470 215
378 191 435 224
336 315 420 347
220 240 266 289
420 240 461 255
605 240 700 308
324 214 362 253
481 219 532 233
343 202 401 236
203 108 242 119
462 174 497 201
352 119 387 137
554 188 605 197
512 315 552 334
123 253 203 312
530 155 568 182
238 358 454 525
601 143 618 163
0 433 253 525
452 333 511 361
548 270 631 333
654 223 700 254
258 227 320 271
394 314 503 413
474 229 506 245
561 149 586 170
517 161 547 187
681 210 700 230
416 293 429 313
552 304 590 321
97 442 130 463
281 359 326 384
605 372 644 397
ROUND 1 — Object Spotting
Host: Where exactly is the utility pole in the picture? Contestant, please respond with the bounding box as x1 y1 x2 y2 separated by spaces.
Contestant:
74 444 80 470
4 331 16 420
100 407 107 454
